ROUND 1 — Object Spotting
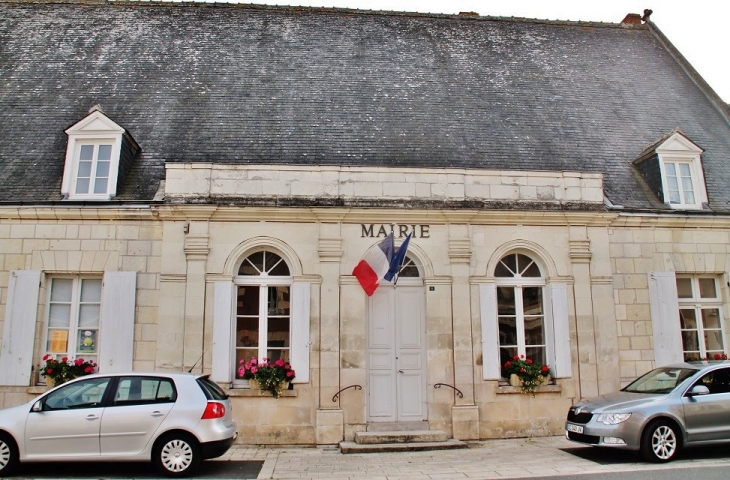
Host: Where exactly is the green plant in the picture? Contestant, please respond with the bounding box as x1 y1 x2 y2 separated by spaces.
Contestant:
41 354 97 385
238 357 296 398
502 355 551 394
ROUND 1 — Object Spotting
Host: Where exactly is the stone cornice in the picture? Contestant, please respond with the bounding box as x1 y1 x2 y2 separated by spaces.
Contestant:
184 234 210 260
318 237 343 262
0 206 155 221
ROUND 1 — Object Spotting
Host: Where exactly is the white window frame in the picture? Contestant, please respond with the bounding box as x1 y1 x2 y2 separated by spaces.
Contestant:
62 109 124 201
676 275 726 360
42 276 102 364
656 132 707 210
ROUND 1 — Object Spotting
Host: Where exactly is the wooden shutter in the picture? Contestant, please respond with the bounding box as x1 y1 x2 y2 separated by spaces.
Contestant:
0 270 41 386
290 282 310 383
99 271 136 372
546 282 572 378
648 271 683 366
480 283 501 380
212 282 235 384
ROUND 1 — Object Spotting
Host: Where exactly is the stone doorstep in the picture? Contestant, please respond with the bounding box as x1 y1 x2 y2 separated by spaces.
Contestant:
340 438 467 454
355 430 448 444
366 421 429 432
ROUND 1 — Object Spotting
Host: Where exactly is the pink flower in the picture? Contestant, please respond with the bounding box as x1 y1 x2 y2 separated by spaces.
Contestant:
250 358 258 365
250 366 258 374
84 366 94 373
286 371 294 378
238 367 246 377
275 359 285 367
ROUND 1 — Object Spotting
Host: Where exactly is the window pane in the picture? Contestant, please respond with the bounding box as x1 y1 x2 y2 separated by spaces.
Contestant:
678 163 692 176
77 160 92 177
46 329 69 353
668 189 681 204
525 346 546 366
399 257 420 278
679 309 697 329
702 309 721 329
49 305 71 328
97 144 112 161
676 278 693 298
237 286 259 316
80 279 102 302
51 279 73 302
704 330 724 352
79 145 94 161
522 287 542 315
497 287 516 315
699 279 717 298
94 177 108 194
77 329 98 353
498 318 517 347
522 262 541 277
96 160 110 177
684 191 695 204
524 317 544 346
267 286 290 315
247 252 264 273
236 318 259 347
681 330 699 352
78 305 100 328
75 178 90 194
495 255 517 277
267 317 290 347
266 349 290 363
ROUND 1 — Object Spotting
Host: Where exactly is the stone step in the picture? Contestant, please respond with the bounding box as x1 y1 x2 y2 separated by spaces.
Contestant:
340 439 467 454
355 429 448 444
366 421 429 432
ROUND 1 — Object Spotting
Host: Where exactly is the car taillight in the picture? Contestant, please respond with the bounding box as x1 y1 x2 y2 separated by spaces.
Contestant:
202 402 226 419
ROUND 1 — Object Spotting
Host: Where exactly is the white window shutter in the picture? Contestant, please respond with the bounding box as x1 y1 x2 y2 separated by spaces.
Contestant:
290 282 310 383
212 282 235 384
547 282 571 378
0 270 41 386
480 283 501 380
99 271 136 372
648 271 683 366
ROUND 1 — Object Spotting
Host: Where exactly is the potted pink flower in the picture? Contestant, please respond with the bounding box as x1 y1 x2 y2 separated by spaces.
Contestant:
238 357 295 398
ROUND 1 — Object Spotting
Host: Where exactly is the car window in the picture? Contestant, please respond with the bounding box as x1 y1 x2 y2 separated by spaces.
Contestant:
43 377 110 410
197 376 228 400
113 376 177 406
694 368 730 395
623 367 697 394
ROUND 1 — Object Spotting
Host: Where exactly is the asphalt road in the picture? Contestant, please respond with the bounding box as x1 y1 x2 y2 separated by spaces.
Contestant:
5 460 263 479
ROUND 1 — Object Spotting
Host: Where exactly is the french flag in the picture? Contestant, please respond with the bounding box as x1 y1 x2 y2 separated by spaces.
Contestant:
352 233 395 296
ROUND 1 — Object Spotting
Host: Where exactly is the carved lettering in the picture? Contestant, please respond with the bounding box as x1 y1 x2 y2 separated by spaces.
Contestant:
360 224 431 238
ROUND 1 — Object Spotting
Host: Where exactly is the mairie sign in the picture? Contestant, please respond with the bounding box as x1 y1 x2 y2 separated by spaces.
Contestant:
361 224 430 238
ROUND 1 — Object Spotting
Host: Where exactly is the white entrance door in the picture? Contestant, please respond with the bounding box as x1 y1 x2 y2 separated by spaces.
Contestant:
367 284 426 422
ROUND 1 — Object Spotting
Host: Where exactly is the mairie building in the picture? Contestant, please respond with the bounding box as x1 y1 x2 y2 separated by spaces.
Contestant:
1 0 730 446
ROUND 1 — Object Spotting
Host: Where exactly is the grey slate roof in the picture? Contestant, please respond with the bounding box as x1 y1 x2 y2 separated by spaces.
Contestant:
1 0 729 211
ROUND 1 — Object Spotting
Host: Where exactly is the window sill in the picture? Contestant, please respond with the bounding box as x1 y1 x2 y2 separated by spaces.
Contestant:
496 382 561 395
227 388 297 398
28 386 47 395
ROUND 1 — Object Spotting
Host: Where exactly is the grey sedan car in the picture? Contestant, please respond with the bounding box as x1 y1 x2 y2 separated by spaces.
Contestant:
566 360 730 462
0 372 237 477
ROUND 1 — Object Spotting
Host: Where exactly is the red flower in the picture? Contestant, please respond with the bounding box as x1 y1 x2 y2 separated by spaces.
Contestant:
512 355 519 361
541 365 549 373
504 361 512 368
286 371 294 378
46 368 52 374
61 357 68 362
520 368 526 373
43 354 50 361
527 359 533 364
275 359 285 367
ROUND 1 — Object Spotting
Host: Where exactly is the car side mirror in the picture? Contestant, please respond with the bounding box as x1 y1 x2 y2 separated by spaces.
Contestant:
31 400 43 412
687 385 710 396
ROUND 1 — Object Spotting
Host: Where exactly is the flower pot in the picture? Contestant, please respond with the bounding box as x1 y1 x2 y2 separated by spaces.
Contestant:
248 378 259 390
540 374 551 385
509 374 523 387
45 377 55 389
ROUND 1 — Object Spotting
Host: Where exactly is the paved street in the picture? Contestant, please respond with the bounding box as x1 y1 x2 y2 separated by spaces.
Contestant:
219 435 730 480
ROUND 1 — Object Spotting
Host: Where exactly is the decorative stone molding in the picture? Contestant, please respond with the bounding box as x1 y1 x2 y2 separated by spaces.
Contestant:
569 239 592 263
318 237 343 262
160 273 187 283
183 234 210 260
448 238 472 264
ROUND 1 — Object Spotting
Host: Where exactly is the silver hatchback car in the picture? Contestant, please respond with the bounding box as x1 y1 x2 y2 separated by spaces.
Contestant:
566 361 730 462
0 372 237 477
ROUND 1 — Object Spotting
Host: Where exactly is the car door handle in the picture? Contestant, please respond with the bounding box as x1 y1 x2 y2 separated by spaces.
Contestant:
86 414 99 421
151 411 165 417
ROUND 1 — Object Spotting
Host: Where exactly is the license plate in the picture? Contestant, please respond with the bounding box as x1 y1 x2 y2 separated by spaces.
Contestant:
566 423 584 434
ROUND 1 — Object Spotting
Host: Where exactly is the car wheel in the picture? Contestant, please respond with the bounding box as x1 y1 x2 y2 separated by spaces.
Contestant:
153 433 201 477
640 420 680 462
0 433 18 475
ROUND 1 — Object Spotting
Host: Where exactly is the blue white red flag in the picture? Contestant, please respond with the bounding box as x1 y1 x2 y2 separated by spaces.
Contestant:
352 233 394 296
384 233 411 284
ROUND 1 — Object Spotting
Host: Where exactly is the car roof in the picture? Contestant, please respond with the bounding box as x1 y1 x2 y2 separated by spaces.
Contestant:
659 360 730 371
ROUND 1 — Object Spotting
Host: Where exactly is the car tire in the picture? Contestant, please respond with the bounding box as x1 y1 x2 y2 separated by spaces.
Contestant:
640 419 680 462
0 433 19 476
153 433 201 477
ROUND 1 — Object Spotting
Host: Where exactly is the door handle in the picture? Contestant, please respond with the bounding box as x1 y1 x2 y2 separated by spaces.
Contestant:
398 370 404 374
86 414 99 421
151 411 165 417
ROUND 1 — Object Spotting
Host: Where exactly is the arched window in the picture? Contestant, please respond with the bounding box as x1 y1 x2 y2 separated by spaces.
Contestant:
234 250 292 379
397 256 420 278
495 253 546 370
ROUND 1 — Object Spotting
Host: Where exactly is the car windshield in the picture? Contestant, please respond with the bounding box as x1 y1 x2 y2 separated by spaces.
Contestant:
622 367 698 394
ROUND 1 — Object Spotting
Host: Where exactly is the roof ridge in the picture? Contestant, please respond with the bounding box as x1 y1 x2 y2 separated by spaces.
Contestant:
0 0 643 29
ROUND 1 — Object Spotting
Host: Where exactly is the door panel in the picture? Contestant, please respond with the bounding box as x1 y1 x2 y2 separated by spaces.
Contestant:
367 285 426 422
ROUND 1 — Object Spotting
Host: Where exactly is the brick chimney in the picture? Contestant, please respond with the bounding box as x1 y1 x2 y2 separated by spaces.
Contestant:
621 13 642 25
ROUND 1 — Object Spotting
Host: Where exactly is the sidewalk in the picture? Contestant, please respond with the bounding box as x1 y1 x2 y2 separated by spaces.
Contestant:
218 436 730 479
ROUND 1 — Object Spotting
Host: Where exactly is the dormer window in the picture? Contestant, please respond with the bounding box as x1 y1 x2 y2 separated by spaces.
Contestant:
61 106 139 201
634 131 707 210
